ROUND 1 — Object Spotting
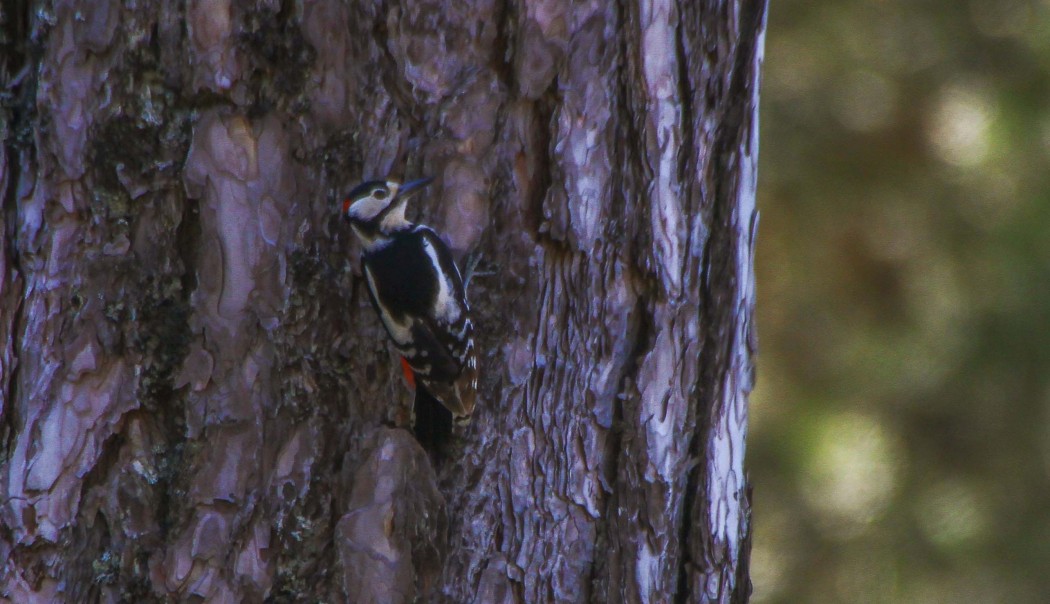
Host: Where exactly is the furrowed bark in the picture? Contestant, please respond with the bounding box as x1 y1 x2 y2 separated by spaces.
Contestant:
0 1 765 601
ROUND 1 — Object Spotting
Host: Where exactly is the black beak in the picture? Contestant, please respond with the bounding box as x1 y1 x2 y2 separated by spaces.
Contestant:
399 176 434 197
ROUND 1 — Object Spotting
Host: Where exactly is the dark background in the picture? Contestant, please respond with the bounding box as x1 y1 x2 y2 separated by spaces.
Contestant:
752 0 1050 601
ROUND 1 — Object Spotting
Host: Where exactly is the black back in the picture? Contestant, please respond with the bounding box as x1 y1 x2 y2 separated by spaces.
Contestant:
361 226 469 386
362 228 441 322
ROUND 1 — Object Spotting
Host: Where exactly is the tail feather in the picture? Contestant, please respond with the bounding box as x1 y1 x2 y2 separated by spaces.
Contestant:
403 346 477 457
412 384 454 456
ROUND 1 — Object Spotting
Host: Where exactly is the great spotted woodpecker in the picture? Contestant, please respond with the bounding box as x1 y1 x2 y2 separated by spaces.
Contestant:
342 177 478 431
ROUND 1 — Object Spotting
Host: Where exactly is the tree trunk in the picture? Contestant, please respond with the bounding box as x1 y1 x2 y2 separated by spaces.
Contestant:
0 1 765 602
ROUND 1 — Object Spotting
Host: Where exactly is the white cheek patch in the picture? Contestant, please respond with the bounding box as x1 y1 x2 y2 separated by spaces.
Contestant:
348 196 386 222
421 237 460 323
365 267 413 345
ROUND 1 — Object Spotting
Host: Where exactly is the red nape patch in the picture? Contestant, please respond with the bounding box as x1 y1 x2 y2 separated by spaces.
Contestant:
342 199 351 213
400 357 416 389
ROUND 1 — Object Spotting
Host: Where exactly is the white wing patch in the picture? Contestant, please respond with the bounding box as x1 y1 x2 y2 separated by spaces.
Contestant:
420 235 461 324
365 266 412 345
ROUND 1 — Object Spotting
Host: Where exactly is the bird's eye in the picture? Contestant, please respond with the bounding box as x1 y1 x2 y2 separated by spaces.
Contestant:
374 188 389 200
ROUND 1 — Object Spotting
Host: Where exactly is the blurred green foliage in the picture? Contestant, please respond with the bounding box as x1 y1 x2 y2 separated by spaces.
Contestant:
751 0 1050 601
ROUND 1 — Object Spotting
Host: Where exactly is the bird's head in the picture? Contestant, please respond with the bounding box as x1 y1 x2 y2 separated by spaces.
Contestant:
342 177 434 240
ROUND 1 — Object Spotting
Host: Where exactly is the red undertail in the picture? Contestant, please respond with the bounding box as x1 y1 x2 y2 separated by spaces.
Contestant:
400 356 416 389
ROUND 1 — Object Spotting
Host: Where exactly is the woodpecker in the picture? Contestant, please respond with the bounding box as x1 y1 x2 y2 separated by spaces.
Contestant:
342 177 478 428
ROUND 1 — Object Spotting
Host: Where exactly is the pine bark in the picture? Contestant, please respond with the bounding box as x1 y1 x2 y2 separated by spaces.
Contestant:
0 1 765 602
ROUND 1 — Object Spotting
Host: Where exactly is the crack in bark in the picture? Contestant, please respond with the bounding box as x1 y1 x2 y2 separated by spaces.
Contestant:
594 288 653 600
674 1 696 182
673 0 706 598
0 161 24 471
0 1 36 474
675 0 698 295
527 95 557 243
492 0 516 93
